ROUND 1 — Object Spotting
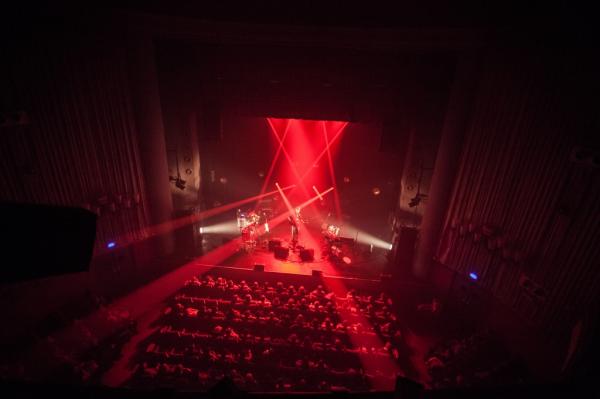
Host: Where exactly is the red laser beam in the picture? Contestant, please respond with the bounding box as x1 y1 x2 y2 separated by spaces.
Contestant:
321 277 401 390
267 186 334 228
298 121 348 183
275 182 296 217
194 187 334 268
99 183 397 390
323 121 343 221
258 119 291 197
263 185 401 388
312 185 323 201
266 118 312 199
266 118 347 227
97 185 294 257
269 182 399 387
274 183 331 259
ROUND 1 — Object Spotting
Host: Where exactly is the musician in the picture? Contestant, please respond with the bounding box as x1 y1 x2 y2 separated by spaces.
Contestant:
288 214 299 245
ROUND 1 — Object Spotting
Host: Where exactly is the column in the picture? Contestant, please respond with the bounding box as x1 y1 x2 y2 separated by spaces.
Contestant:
128 36 174 257
413 54 480 279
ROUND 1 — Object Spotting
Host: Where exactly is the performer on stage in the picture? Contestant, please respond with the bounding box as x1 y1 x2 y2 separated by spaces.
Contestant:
288 214 299 246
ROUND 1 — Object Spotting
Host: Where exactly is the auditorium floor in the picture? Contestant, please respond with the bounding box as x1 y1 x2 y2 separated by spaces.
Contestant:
14 230 433 391
97 256 434 389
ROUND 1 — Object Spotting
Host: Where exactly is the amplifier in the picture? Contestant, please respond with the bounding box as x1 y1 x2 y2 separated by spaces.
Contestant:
268 239 282 251
274 246 289 260
339 236 355 245
299 248 315 262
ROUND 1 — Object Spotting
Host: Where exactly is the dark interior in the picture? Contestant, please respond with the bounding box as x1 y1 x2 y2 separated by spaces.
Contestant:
0 3 598 398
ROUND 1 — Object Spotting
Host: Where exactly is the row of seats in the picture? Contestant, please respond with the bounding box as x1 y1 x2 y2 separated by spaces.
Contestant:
127 274 408 392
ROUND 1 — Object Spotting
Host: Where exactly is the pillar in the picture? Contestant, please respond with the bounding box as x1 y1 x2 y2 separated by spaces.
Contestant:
413 54 480 279
128 36 174 257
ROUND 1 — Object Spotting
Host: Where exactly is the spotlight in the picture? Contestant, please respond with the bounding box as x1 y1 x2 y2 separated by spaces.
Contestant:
202 221 240 234
409 196 420 207
409 193 428 207
469 272 478 281
175 178 186 190
170 176 187 190
264 223 270 233
345 224 392 250
342 256 352 265
107 241 116 249
372 187 381 196
343 176 351 183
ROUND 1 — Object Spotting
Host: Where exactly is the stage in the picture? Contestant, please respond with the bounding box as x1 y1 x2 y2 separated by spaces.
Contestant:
198 209 393 279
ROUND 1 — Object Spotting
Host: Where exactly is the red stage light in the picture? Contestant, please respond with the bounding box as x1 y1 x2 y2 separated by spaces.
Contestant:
258 119 291 198
323 121 343 221
266 118 348 204
96 185 294 257
267 118 310 199
312 185 323 201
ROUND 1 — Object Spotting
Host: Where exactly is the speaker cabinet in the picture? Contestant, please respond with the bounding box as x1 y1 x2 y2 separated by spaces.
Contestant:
274 246 289 260
268 239 282 252
299 248 315 262
391 226 418 275
253 264 265 272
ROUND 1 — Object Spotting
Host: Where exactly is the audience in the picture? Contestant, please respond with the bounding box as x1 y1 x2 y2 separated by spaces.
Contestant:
425 330 528 389
1 271 529 393
128 274 407 391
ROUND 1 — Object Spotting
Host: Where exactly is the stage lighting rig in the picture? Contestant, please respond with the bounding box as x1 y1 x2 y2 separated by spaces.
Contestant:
409 163 430 207
169 150 187 190
169 175 187 190
409 193 427 207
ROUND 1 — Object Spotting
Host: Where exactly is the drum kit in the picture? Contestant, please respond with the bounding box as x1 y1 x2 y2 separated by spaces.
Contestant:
321 223 355 265
238 209 264 252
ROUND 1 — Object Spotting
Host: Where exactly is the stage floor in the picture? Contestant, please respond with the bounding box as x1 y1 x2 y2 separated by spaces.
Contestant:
200 219 392 279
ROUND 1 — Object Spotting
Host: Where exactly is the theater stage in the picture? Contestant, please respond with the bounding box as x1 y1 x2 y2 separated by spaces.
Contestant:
198 212 393 279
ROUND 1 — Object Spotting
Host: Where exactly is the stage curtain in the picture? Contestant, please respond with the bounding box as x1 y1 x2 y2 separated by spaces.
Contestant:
0 35 149 252
435 50 600 339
